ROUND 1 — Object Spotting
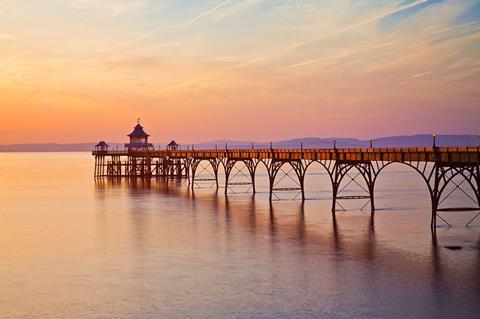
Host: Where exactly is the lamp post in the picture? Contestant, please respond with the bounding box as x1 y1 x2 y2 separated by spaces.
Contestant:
432 134 436 149
333 139 337 150
270 141 273 150
300 139 303 150
370 139 373 149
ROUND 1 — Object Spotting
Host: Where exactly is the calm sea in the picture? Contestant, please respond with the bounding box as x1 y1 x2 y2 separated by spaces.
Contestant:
1 152 479 319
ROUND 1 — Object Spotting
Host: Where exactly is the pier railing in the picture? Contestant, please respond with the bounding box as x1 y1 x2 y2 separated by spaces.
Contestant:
93 146 480 163
92 145 480 228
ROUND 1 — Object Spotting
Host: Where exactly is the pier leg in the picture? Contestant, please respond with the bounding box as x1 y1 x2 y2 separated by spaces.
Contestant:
209 159 220 190
431 164 440 229
300 176 305 202
250 166 256 195
267 160 305 202
94 156 98 178
370 184 376 215
331 162 340 214
224 160 233 195
214 166 219 189
225 159 257 195
190 159 199 190
331 183 338 214
267 160 276 202
245 159 257 195
366 163 376 215
330 161 376 214
269 176 274 201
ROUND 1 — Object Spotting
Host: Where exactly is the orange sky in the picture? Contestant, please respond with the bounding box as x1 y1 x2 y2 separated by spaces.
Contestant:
0 0 479 143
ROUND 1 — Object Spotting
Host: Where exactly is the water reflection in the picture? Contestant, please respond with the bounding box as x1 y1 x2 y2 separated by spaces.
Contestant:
91 178 480 318
4 153 480 319
93 178 479 269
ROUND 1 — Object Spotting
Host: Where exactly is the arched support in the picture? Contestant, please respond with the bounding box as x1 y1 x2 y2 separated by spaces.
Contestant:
190 158 221 190
430 163 480 228
224 159 257 195
331 161 376 215
266 159 306 202
372 161 480 228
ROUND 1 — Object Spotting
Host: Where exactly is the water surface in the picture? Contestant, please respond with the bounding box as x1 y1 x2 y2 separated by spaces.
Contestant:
1 152 479 319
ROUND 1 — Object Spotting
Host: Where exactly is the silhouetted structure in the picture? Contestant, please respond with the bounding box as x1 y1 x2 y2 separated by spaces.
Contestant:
125 119 153 151
95 141 109 152
93 125 480 229
167 140 179 151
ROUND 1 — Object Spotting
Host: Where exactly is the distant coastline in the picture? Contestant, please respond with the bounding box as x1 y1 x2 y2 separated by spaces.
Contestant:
0 134 478 152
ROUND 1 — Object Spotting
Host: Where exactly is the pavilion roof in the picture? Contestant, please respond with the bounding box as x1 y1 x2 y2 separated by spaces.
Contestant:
128 123 150 137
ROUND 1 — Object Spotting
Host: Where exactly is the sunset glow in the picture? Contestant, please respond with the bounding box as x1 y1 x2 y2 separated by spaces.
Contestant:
1 0 479 143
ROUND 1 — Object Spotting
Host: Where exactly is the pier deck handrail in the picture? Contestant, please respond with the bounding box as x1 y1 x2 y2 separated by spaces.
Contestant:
93 146 480 164
92 145 480 228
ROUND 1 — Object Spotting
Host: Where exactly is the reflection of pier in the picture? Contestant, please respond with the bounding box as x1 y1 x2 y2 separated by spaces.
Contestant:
94 178 480 287
94 180 480 315
93 122 480 228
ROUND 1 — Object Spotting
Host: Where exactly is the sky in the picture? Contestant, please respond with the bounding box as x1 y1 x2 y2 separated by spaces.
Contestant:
0 0 479 144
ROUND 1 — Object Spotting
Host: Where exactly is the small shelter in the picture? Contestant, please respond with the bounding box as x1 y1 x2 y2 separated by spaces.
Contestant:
125 119 154 150
95 141 109 152
167 140 179 151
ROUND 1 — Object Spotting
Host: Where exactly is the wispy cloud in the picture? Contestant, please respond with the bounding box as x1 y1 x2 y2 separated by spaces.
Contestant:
343 52 393 67
443 67 480 82
277 53 348 70
411 71 431 78
179 0 233 29
67 0 150 16
278 41 397 70
209 0 263 21
292 0 429 48
1 0 479 141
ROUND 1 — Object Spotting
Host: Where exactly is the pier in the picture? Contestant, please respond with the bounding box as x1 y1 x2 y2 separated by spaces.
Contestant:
93 122 480 228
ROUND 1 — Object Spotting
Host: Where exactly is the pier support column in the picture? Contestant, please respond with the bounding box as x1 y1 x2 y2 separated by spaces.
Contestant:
246 159 257 194
224 159 233 195
209 159 220 189
190 158 220 190
428 163 480 228
267 159 305 202
431 164 440 229
94 156 98 178
190 159 199 190
331 161 376 215
224 159 257 195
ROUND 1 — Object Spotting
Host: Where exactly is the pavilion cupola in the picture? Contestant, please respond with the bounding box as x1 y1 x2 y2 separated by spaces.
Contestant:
167 140 179 151
95 141 109 152
125 119 153 150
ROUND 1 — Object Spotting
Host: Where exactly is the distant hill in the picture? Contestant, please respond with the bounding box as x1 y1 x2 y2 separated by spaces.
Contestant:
195 134 479 149
0 143 124 152
0 134 478 152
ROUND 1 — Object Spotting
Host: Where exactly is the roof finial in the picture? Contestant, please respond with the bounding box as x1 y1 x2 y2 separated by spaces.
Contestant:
137 117 140 124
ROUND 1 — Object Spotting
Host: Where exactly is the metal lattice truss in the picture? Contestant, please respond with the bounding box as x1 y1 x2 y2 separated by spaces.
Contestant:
430 164 480 227
94 146 480 229
266 159 305 201
190 158 220 189
332 162 374 212
224 159 256 195
184 156 479 228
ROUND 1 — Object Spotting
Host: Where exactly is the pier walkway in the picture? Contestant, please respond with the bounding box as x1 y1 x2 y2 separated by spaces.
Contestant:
93 146 480 228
